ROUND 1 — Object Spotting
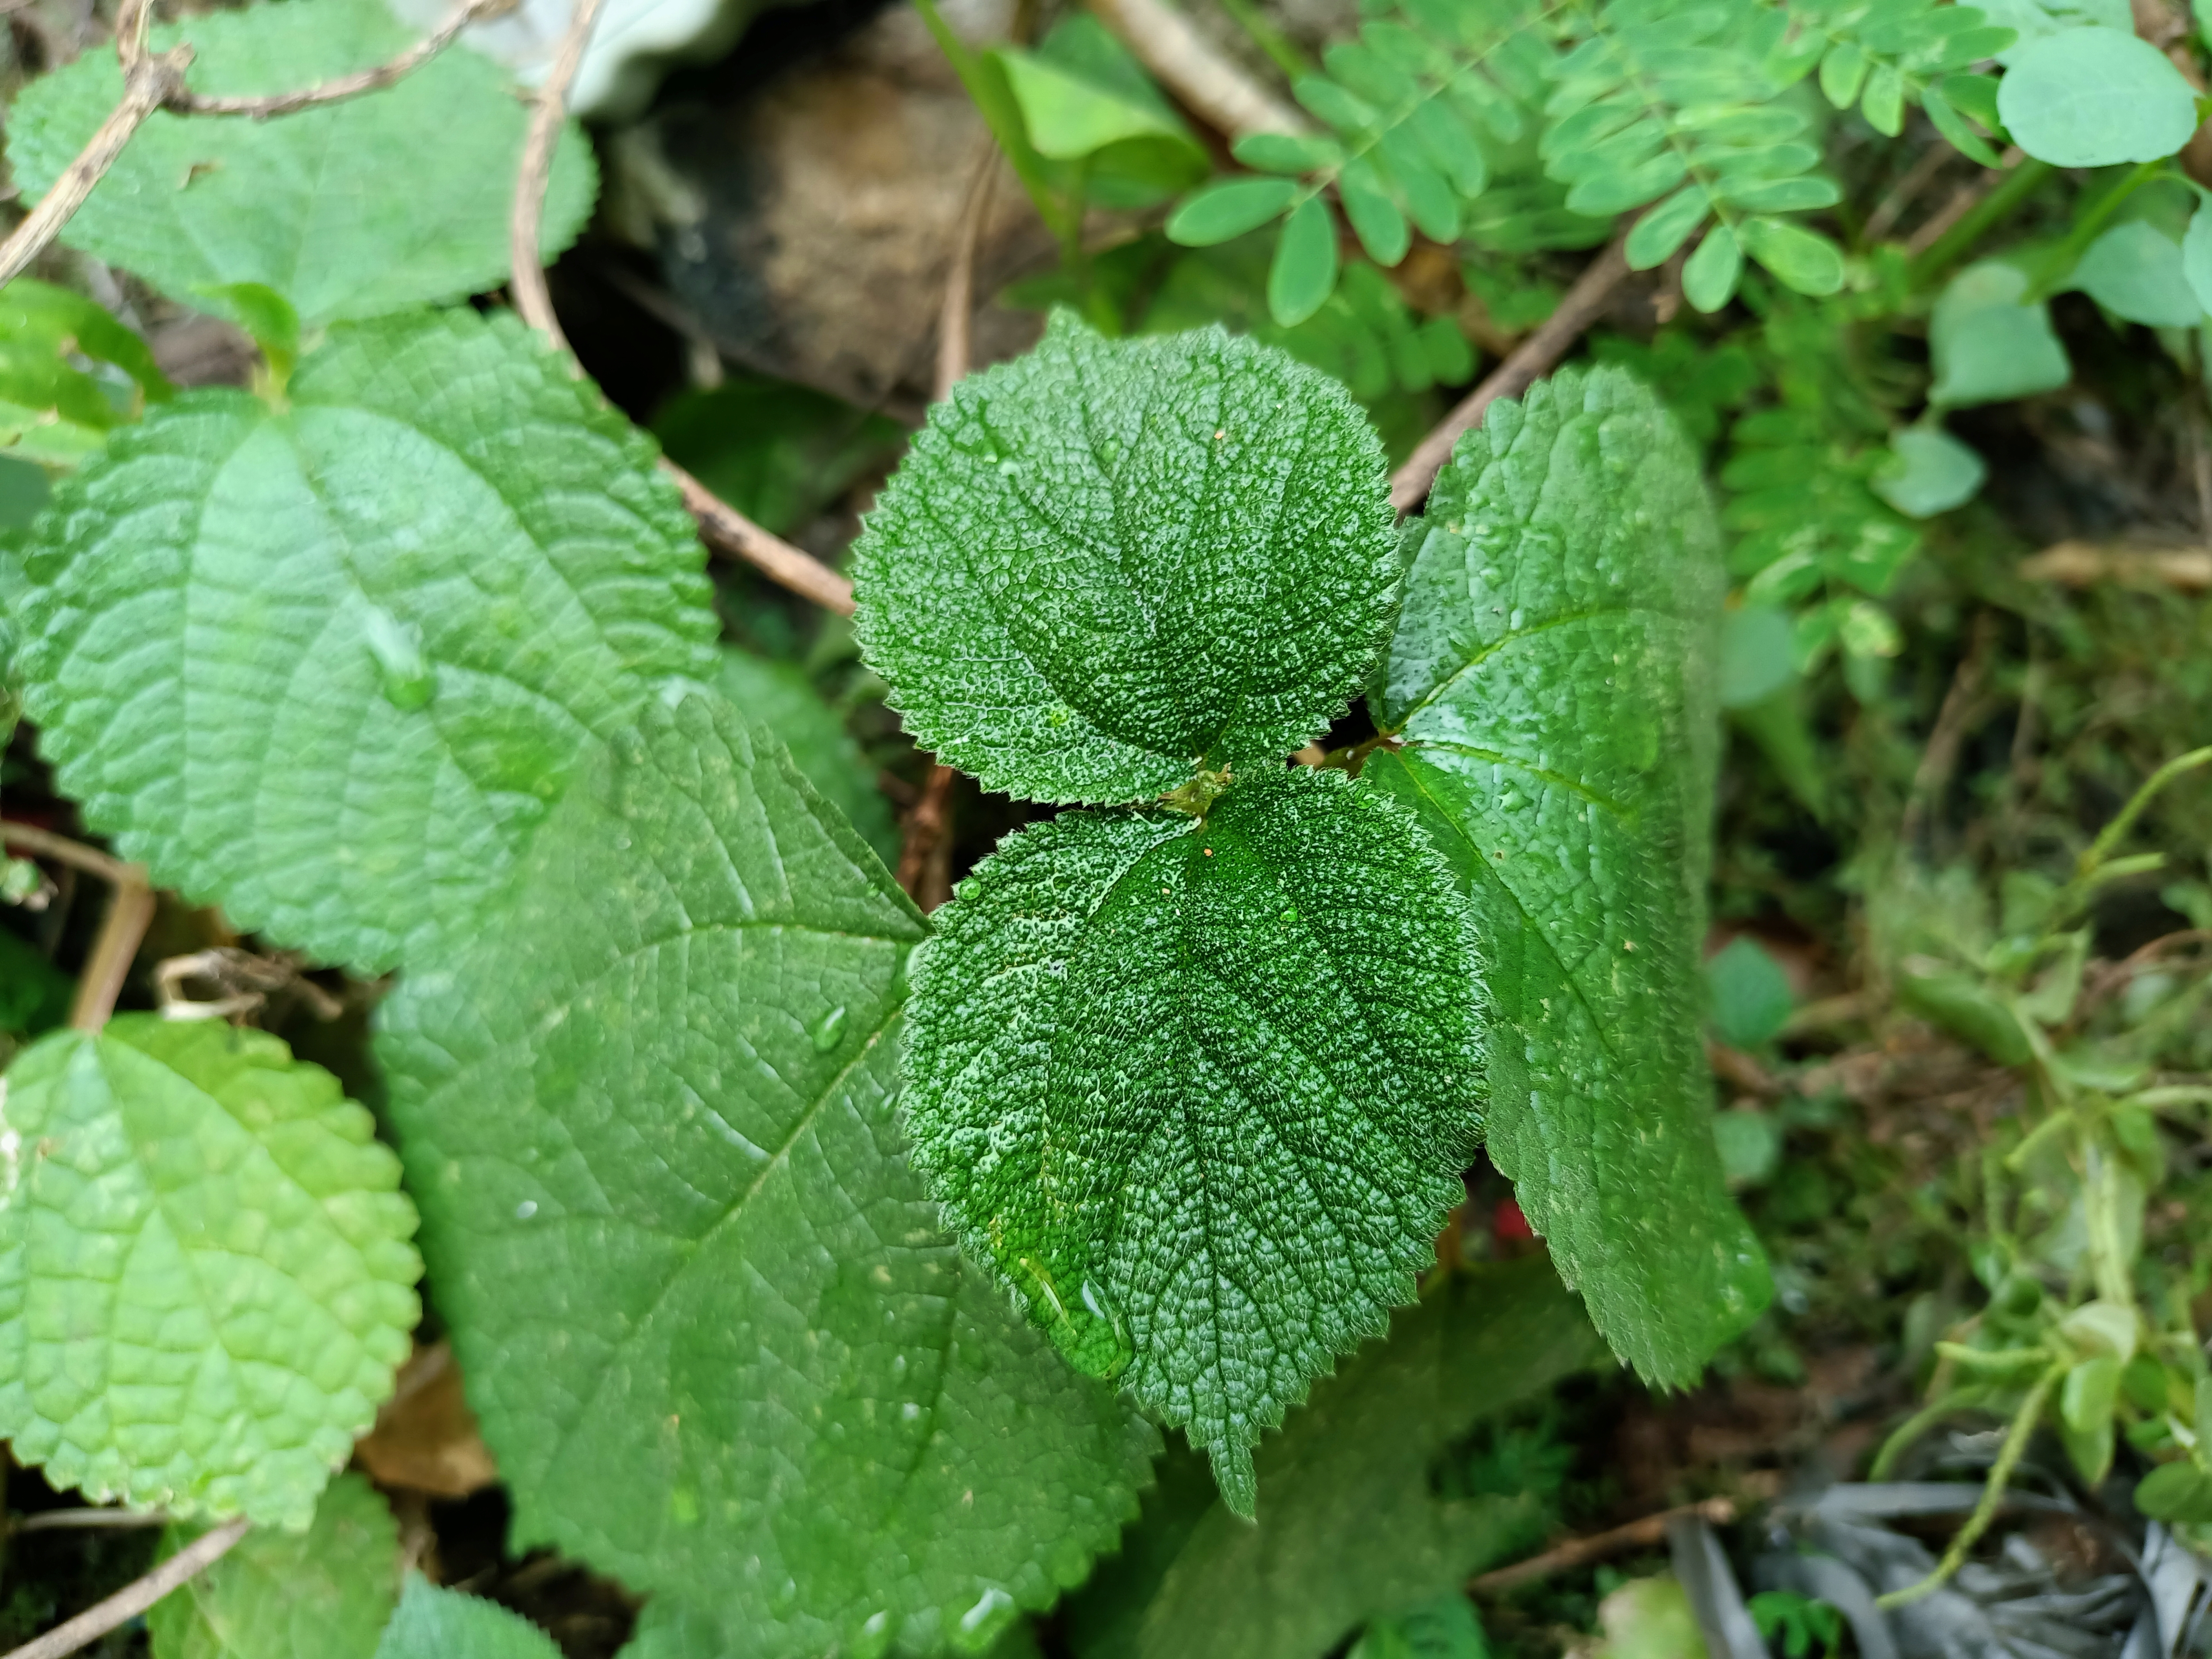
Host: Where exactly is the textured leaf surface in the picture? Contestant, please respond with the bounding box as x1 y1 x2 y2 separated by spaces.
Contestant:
714 647 898 867
16 307 718 970
374 1575 560 1659
853 315 1398 803
1066 1260 1609 1659
903 765 1485 1513
6 0 595 326
0 1021 420 1527
1368 366 1769 1385
148 1475 397 1659
376 694 1158 1659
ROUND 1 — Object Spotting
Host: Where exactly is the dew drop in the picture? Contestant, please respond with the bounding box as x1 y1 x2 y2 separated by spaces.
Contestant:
958 1587 1015 1644
853 1611 894 1659
809 1004 849 1054
514 1199 538 1221
362 606 434 711
1280 906 1298 924
956 876 981 902
1016 1257 1133 1380
669 1485 700 1526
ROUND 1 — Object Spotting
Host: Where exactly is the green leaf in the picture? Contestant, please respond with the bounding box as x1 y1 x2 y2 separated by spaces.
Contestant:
0 277 171 469
1064 1261 1608 1659
903 765 1486 1514
853 315 1397 804
375 694 1156 1658
652 373 904 540
2185 199 2212 316
1996 27 2200 166
2135 1459 2212 1523
1871 425 1988 518
1717 605 1796 709
1705 937 1793 1048
4 0 596 328
1232 133 1349 173
1271 197 1344 325
1928 261 2071 407
1739 218 1845 295
712 648 898 867
16 307 718 970
1167 178 1300 245
2069 220 2203 326
373 1575 560 1659
2059 1353 2120 1484
149 1475 397 1659
1625 186 1713 271
995 34 1203 178
0 1019 421 1528
1342 157 1416 266
1367 366 1770 1385
1683 225 1743 313
1348 1596 1489 1659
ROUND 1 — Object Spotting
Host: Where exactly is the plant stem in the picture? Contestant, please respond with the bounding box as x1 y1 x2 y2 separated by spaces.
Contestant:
0 824 136 886
175 0 512 116
1907 157 2054 290
0 1516 247 1659
68 876 152 1033
2079 746 2212 880
1085 0 1308 139
2026 160 2165 300
507 0 607 350
1875 1362 2063 1609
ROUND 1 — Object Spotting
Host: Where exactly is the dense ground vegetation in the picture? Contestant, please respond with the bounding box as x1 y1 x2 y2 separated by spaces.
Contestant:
0 0 2208 1654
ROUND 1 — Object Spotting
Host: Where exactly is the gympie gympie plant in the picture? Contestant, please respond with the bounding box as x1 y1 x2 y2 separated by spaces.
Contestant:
856 315 1770 1510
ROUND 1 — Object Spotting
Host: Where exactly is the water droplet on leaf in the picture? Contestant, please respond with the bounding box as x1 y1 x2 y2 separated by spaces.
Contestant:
1280 906 1298 924
956 877 980 902
669 1485 700 1526
362 606 434 711
809 1004 849 1054
1017 1257 1132 1380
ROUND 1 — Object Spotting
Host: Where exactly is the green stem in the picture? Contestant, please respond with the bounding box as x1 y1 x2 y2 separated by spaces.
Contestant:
1909 158 2054 290
1870 1387 1988 1480
2079 745 2212 880
1875 1362 2065 1609
2025 161 2166 300
1214 0 1312 80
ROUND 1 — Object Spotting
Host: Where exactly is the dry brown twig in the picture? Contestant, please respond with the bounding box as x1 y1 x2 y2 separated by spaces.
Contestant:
2020 540 2212 591
506 0 855 613
0 1517 249 1659
1469 1497 1739 1596
0 822 152 1031
1390 229 1635 515
895 150 1002 910
0 0 518 289
1084 0 1306 140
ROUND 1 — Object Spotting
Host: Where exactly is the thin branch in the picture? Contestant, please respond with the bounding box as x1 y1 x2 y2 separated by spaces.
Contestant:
1469 1498 1738 1596
2020 540 2212 591
1390 229 1633 515
68 875 153 1033
173 0 511 117
897 149 998 909
11 1509 171 1534
668 463 856 614
499 0 852 614
1085 0 1306 140
0 22 191 288
0 822 137 886
1 1516 249 1659
508 0 609 348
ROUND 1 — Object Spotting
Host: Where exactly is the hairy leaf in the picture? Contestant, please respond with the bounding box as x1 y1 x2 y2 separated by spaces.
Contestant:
902 765 1486 1513
1367 365 1770 1385
148 1475 397 1659
5 0 595 327
853 316 1398 804
373 1575 560 1659
1066 1260 1609 1659
376 694 1157 1659
16 307 718 970
0 1021 421 1528
713 648 899 867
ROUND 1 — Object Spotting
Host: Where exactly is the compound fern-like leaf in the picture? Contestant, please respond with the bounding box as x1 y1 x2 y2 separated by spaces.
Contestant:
0 1022 421 1528
376 694 1157 1659
902 765 1486 1514
853 316 1398 805
1367 365 1770 1385
15 307 718 970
